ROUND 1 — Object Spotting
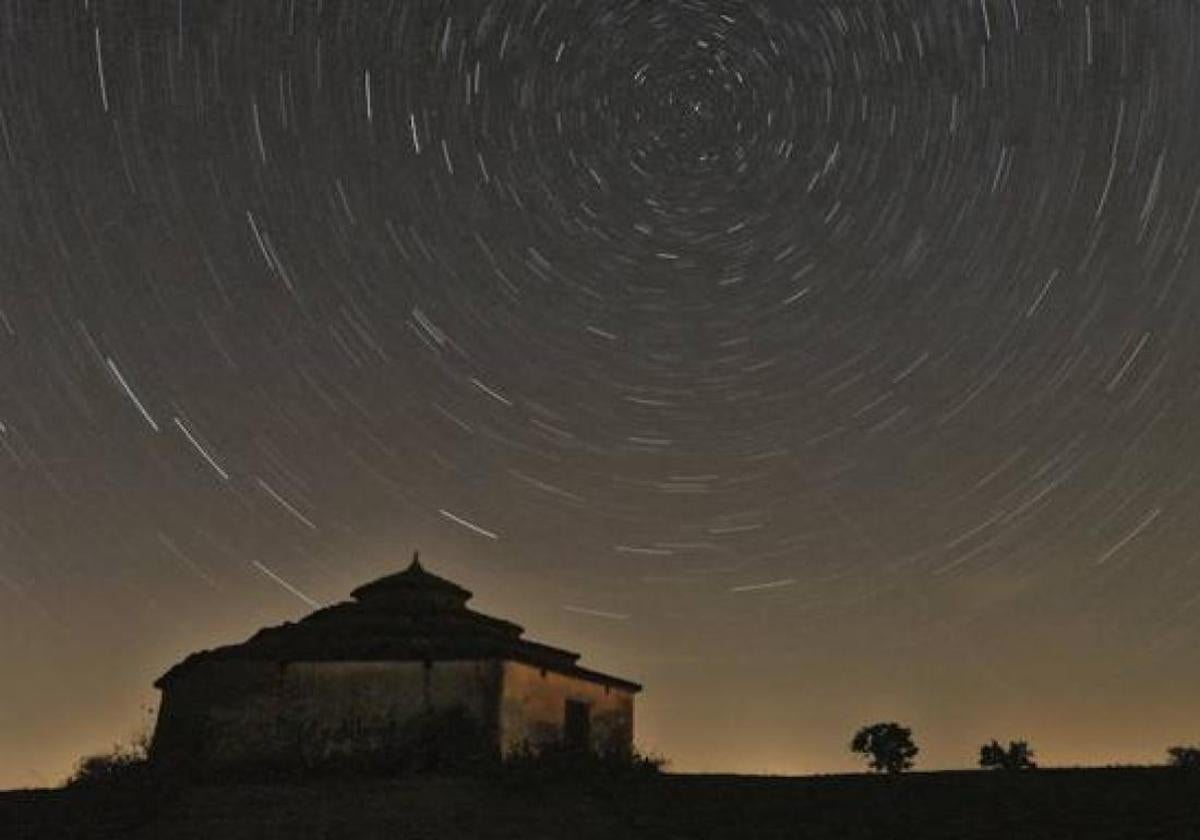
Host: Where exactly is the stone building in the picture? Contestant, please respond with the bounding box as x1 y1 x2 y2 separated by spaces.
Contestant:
150 554 641 773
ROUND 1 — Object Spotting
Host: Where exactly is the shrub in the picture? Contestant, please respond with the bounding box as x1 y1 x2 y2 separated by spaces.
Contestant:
500 739 667 784
1167 746 1200 769
979 740 1037 771
67 731 152 789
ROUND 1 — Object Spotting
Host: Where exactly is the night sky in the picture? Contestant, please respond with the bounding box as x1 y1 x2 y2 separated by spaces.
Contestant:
4 0 1200 788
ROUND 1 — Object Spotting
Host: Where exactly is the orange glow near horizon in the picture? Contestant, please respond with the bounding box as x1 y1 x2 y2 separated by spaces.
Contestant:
3 0 1200 797
3 556 1193 789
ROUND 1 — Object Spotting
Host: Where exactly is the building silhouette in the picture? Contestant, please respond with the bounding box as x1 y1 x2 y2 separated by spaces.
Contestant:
150 553 641 773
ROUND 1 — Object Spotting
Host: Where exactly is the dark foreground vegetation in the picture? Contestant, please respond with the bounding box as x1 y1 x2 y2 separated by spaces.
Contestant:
4 764 1200 840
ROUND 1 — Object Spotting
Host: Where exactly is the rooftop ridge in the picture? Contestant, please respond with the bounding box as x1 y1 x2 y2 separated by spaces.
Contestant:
153 552 642 693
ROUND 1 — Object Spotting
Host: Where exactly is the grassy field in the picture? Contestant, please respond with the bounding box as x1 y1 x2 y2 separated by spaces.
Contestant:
4 768 1199 839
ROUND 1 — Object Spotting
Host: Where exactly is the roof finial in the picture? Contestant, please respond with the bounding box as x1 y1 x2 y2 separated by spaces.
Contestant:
409 550 422 572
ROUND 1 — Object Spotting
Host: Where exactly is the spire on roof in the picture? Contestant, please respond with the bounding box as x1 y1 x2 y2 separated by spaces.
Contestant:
348 551 472 608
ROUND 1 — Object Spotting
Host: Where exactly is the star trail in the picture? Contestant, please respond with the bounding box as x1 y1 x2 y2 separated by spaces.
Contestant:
3 0 1200 786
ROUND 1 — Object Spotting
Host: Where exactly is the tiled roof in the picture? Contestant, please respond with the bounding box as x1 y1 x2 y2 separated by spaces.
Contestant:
155 553 641 692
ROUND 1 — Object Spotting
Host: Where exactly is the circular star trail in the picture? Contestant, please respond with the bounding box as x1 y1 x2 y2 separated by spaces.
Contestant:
3 0 1200 783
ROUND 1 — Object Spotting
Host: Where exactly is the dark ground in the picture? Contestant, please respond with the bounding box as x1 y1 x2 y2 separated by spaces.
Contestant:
4 768 1200 839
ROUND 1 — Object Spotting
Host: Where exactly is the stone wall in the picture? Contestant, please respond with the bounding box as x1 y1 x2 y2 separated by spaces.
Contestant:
498 661 635 757
151 659 501 772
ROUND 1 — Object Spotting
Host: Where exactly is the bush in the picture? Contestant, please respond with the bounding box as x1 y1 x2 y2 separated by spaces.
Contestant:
979 740 1037 771
94 703 661 787
1167 746 1200 769
500 740 667 785
67 732 153 789
59 727 190 835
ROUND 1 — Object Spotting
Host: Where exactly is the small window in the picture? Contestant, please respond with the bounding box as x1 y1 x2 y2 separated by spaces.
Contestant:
564 699 591 750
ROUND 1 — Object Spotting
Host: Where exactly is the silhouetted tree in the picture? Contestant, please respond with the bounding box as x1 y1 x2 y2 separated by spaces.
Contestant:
1167 746 1200 769
850 722 918 774
979 740 1037 771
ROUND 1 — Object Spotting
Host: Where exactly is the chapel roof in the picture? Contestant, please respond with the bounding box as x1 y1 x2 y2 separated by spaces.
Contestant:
348 555 472 605
155 552 641 692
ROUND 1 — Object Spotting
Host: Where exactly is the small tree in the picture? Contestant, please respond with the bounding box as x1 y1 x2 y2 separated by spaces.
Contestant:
1167 746 1200 769
850 722 918 774
979 740 1037 771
